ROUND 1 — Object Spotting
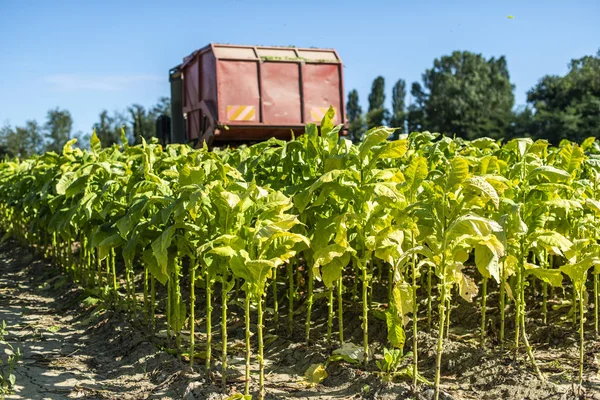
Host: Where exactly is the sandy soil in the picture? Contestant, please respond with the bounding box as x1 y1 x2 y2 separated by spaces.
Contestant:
1 240 599 400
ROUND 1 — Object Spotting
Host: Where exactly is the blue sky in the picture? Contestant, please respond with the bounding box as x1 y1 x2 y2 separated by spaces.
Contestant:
0 0 598 136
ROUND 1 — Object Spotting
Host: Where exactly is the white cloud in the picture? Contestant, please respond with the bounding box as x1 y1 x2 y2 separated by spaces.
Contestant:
43 74 163 91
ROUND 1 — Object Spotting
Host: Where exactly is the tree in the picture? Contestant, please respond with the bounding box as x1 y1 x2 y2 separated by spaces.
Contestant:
346 89 365 142
44 108 73 153
407 82 426 133
412 51 515 140
507 106 535 140
0 121 43 159
389 79 407 137
152 96 171 117
93 110 129 147
129 97 171 145
525 49 600 144
366 76 389 129
0 124 12 158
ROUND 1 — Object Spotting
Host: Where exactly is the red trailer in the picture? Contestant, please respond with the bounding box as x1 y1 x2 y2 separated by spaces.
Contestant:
167 43 347 147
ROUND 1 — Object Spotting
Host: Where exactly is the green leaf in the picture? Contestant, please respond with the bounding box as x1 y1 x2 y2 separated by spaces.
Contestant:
359 127 396 160
404 156 428 196
321 105 336 135
142 248 169 285
464 176 500 209
62 138 78 156
447 263 478 302
151 226 175 274
474 244 500 282
528 165 570 183
209 246 238 258
530 231 573 259
120 126 129 149
560 256 596 291
225 394 253 400
447 214 503 243
377 139 408 160
90 130 102 154
385 309 406 349
314 244 350 288
331 343 365 364
446 157 470 189
524 264 563 288
56 172 75 195
304 363 328 384
544 198 582 212
247 259 276 288
98 233 124 251
584 198 600 215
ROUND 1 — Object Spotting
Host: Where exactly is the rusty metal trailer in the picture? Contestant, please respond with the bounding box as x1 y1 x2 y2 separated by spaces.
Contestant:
165 43 347 147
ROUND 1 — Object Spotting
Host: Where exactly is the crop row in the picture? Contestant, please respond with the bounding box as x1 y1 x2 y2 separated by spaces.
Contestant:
1 109 599 400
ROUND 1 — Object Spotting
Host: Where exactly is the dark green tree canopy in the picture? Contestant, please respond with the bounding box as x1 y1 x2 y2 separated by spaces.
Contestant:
44 108 73 153
414 51 515 140
366 76 389 129
0 120 43 159
93 110 129 146
389 79 406 135
346 89 365 142
525 49 600 144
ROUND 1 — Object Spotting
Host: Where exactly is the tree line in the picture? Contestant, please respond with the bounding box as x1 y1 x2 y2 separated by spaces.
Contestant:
347 49 600 144
0 97 170 159
2 48 598 159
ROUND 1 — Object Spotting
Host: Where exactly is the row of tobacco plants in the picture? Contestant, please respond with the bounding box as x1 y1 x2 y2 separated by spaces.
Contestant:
1 108 599 400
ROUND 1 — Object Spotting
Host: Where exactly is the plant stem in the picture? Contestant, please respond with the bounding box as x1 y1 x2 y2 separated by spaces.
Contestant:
143 267 149 323
572 286 577 327
542 281 548 325
518 249 542 380
388 261 394 301
151 276 156 332
174 261 182 358
445 291 451 339
206 278 212 382
326 287 333 342
111 248 118 305
362 260 369 366
594 273 599 337
221 275 228 390
338 277 344 343
515 255 522 358
287 261 294 336
244 293 251 396
427 263 433 331
480 278 487 348
273 266 279 329
351 258 358 303
500 262 506 353
190 262 196 369
305 264 314 344
166 279 172 346
258 294 265 400
368 259 374 309
434 277 447 400
578 288 584 386
411 236 419 389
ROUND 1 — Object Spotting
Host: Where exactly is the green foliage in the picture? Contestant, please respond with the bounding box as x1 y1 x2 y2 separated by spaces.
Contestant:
1 108 600 399
410 51 515 140
346 89 365 142
367 76 390 129
0 321 21 397
44 108 73 153
525 49 600 144
389 79 406 136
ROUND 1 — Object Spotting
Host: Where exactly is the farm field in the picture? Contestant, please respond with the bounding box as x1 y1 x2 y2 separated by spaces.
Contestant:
1 113 600 400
